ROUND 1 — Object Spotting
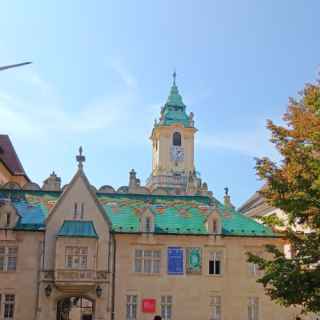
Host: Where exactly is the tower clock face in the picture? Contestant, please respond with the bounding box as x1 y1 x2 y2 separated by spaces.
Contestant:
171 146 184 162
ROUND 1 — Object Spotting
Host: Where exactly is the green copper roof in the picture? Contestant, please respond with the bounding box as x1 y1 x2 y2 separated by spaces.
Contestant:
97 193 275 237
157 72 193 128
166 72 185 107
0 189 275 237
57 220 98 238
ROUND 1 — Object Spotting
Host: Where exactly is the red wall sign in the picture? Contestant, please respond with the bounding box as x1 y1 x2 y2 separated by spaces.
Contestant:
142 299 156 313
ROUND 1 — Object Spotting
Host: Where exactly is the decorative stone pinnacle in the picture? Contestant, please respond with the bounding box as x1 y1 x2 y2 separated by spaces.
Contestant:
76 146 85 169
173 70 176 85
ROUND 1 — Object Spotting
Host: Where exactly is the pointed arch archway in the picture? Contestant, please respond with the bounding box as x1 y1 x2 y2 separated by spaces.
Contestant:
56 296 94 320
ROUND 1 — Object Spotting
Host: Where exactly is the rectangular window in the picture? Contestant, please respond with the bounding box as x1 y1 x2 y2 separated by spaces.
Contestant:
134 249 161 274
0 247 5 271
210 296 221 320
65 246 88 269
209 252 222 275
126 295 137 320
248 262 259 276
0 247 17 272
248 297 259 320
4 294 15 320
161 296 172 320
134 249 142 273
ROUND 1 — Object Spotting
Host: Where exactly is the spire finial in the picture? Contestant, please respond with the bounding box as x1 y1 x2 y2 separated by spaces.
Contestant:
76 146 85 169
224 187 229 196
173 69 176 85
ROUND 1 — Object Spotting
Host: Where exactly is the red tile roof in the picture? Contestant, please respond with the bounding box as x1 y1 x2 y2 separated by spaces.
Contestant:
0 135 29 180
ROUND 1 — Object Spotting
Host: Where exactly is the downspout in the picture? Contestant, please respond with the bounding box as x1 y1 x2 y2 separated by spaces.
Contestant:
34 234 45 320
111 232 117 320
107 234 112 314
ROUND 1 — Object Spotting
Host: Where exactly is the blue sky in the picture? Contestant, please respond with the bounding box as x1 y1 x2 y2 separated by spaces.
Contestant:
0 0 319 206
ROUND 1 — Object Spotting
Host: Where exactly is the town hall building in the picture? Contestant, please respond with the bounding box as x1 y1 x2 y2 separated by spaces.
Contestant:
0 74 304 320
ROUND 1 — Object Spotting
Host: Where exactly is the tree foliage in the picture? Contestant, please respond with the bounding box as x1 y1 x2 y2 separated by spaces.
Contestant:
247 80 320 313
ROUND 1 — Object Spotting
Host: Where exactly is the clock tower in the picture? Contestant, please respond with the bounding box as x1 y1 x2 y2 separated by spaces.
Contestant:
147 73 200 193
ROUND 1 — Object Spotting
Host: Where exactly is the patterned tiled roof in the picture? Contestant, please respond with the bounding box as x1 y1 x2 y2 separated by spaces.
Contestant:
0 189 275 237
57 220 98 238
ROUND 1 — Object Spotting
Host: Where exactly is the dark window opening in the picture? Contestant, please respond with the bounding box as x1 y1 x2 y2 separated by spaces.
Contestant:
145 217 151 233
80 203 84 219
209 259 221 275
212 220 218 234
6 213 10 226
173 132 181 146
74 203 78 219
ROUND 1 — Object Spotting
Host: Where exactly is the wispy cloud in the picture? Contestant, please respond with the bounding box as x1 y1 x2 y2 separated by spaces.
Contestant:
108 58 137 90
0 91 134 136
0 65 156 149
0 67 278 159
198 124 278 159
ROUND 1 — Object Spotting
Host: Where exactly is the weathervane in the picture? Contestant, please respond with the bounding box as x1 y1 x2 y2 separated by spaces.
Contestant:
76 146 85 169
173 69 176 85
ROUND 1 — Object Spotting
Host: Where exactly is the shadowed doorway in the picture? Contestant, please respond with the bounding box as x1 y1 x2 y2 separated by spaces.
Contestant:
57 297 94 320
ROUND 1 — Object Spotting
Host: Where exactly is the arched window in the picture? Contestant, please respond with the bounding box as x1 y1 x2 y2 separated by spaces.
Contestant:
173 132 181 146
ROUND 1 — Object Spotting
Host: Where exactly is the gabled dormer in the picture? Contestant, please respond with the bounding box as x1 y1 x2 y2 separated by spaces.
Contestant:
0 201 19 228
44 147 111 277
140 209 155 233
205 208 222 235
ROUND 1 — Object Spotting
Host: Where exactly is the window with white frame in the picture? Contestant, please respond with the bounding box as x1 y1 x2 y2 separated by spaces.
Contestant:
65 247 88 269
134 249 160 274
248 297 259 320
248 262 259 276
126 295 137 320
161 295 172 320
210 296 221 320
0 246 17 272
209 252 222 275
248 252 262 276
3 294 15 320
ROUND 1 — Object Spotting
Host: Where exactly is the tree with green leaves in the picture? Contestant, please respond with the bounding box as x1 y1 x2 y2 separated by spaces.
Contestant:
247 79 320 314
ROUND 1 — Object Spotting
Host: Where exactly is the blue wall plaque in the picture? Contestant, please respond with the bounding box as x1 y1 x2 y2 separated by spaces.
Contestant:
168 247 184 275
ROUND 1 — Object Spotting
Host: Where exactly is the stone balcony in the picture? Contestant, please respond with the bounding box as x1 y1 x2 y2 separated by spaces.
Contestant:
41 269 109 294
55 269 96 282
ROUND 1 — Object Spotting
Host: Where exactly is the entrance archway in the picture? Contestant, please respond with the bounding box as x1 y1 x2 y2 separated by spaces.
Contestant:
56 297 94 320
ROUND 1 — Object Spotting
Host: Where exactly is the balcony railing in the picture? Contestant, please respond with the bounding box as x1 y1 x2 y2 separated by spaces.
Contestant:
146 174 188 188
55 269 96 282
